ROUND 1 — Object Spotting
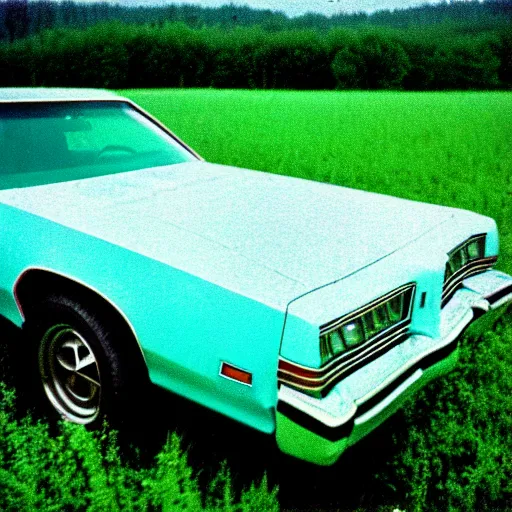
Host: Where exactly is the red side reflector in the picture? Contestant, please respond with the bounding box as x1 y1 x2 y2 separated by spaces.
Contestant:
220 362 252 386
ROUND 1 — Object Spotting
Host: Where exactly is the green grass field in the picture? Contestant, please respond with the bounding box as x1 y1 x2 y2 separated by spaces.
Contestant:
123 90 512 276
121 89 512 511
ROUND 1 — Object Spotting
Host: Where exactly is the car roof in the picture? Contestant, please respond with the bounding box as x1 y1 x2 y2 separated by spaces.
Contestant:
0 88 127 103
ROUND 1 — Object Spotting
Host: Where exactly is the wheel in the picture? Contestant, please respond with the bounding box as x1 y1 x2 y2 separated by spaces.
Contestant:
39 324 102 424
23 294 144 428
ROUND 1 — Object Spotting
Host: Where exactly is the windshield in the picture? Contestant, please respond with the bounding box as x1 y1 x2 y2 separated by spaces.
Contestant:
0 101 196 190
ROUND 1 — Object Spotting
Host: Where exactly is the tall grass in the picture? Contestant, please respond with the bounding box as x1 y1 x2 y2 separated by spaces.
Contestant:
0 384 278 511
387 318 512 511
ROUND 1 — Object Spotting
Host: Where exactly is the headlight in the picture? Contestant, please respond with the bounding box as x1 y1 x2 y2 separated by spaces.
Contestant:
446 234 486 279
443 234 494 306
320 284 414 365
466 239 483 260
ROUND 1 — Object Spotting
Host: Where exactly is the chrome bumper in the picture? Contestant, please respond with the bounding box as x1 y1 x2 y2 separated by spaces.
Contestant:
276 270 512 465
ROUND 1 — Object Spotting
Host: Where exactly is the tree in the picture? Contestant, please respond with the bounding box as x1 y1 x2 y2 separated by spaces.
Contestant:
61 1 79 27
494 30 512 88
33 1 57 33
358 32 410 89
331 46 364 89
4 0 29 42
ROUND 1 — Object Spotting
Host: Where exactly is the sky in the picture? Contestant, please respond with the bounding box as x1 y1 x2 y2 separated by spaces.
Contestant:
60 0 453 17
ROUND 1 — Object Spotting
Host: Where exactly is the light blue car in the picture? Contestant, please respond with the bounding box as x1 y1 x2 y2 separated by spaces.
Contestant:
0 88 511 465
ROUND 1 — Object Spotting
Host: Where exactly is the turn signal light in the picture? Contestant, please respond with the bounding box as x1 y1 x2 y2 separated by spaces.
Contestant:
220 362 252 386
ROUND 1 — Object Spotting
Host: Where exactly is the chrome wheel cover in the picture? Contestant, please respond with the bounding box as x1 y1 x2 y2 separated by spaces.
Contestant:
39 324 101 424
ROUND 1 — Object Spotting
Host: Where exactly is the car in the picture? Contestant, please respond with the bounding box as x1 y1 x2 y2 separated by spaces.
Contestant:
0 88 511 466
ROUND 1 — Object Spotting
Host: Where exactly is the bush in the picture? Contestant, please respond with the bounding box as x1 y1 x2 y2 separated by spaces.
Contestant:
385 315 512 511
0 383 279 512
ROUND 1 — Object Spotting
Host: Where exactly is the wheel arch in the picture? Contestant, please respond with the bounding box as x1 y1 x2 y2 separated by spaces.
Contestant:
14 268 148 376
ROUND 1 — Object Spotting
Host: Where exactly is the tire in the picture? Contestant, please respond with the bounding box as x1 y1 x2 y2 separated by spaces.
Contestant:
22 294 144 429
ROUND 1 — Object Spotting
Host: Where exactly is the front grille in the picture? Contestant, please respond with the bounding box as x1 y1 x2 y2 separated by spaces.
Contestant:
442 234 497 306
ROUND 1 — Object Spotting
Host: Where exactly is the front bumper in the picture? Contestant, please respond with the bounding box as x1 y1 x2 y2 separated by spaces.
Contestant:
276 270 512 465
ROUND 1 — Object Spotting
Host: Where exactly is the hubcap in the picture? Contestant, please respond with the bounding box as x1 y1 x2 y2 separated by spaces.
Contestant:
39 325 101 424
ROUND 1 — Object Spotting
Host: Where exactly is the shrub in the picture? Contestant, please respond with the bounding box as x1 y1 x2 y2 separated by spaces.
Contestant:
386 315 512 511
0 383 279 511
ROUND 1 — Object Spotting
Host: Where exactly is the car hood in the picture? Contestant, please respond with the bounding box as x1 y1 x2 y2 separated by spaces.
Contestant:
0 162 455 309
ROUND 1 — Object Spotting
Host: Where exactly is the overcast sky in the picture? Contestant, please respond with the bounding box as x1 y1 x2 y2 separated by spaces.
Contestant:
64 0 454 17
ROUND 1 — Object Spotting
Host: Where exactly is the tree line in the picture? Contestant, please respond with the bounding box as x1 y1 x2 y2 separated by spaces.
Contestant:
0 0 510 42
0 0 510 91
